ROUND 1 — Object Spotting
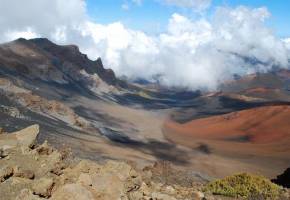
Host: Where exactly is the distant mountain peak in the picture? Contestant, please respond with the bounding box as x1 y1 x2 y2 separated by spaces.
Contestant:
0 38 122 91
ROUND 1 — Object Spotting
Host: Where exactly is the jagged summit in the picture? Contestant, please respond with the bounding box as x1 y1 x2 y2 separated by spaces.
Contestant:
0 38 118 87
0 37 134 111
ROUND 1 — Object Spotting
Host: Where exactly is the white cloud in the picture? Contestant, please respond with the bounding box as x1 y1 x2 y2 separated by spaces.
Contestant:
121 3 130 11
0 0 86 42
283 38 290 50
4 27 40 41
160 0 212 11
0 1 289 90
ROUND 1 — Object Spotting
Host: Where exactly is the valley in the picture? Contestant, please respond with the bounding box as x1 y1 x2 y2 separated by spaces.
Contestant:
0 38 290 181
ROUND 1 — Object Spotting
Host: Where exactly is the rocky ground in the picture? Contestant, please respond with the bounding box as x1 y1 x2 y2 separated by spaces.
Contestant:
0 125 289 200
0 125 209 200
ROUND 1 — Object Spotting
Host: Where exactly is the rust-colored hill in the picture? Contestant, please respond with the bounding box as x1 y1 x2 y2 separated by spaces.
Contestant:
164 105 290 144
163 105 290 177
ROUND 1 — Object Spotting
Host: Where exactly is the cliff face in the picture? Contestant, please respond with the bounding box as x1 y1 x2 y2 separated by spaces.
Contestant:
0 38 126 104
0 38 117 86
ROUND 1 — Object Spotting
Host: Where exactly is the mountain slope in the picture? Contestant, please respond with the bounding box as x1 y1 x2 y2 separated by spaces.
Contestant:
0 38 122 97
165 105 290 144
1 38 290 179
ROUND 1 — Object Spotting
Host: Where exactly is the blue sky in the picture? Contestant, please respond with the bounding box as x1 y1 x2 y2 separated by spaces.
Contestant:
86 0 290 37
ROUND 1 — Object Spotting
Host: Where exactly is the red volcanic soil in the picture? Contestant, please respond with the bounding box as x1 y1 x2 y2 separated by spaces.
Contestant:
164 105 290 144
163 105 290 177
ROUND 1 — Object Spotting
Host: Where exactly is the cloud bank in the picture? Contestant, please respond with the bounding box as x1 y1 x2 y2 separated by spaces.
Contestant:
0 0 289 90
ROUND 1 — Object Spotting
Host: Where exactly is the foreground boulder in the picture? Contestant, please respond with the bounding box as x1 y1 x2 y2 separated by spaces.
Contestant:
0 124 39 152
14 124 39 150
32 178 54 197
52 184 94 200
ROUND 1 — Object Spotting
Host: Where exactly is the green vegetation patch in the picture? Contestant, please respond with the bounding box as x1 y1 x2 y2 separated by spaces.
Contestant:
204 173 282 199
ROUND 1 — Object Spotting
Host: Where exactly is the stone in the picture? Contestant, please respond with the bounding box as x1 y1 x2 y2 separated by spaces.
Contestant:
74 160 92 173
164 186 176 195
0 139 18 151
78 173 93 186
0 148 9 158
0 166 13 182
13 166 35 179
127 191 144 200
103 161 132 181
52 183 94 200
32 178 54 197
50 162 66 176
14 124 39 150
125 175 142 192
192 191 205 199
91 173 125 200
151 192 177 200
36 140 54 155
16 189 42 200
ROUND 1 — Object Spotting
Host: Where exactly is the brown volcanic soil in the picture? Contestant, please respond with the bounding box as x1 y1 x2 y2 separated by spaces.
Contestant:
240 87 290 101
163 105 290 178
165 105 290 143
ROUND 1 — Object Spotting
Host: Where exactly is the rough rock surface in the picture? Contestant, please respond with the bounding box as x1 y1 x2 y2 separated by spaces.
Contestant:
32 178 54 197
0 125 288 200
0 124 39 152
